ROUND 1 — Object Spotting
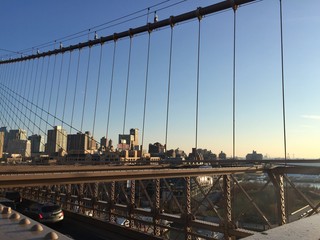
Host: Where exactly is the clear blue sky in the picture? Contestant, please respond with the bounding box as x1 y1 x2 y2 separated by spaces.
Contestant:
0 0 319 159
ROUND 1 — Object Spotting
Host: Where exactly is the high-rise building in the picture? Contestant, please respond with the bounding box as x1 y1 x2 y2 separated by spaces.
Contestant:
28 134 45 153
67 131 96 155
46 126 67 156
0 127 8 152
0 132 4 158
118 128 139 150
67 132 89 155
7 139 31 157
8 129 27 141
149 142 165 156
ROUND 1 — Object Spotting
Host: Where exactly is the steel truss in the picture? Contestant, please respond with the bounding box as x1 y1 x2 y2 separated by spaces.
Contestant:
2 165 320 239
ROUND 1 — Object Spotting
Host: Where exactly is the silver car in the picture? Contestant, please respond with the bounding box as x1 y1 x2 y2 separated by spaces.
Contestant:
26 203 64 223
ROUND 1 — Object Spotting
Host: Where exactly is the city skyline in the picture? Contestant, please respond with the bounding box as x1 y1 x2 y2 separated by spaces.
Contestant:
0 0 320 159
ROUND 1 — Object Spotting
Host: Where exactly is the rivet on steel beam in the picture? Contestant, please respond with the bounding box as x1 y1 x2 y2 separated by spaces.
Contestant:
10 212 21 220
2 207 12 214
44 231 59 240
19 218 31 225
31 224 43 232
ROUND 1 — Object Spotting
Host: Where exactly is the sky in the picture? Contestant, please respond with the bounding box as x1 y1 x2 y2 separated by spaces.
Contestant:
0 0 319 159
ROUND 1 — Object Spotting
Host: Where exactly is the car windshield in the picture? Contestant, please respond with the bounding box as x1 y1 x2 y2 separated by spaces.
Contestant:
41 205 61 213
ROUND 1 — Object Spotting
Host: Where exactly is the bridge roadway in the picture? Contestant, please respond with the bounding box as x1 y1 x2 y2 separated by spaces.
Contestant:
1 160 320 187
0 164 265 188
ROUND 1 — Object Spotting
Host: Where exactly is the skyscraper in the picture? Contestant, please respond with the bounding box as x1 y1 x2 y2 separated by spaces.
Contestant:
46 126 67 156
28 134 45 153
0 132 4 158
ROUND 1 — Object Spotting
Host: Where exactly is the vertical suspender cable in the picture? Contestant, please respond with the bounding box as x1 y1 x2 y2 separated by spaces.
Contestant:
123 36 133 135
92 44 104 138
25 57 35 128
165 25 174 152
28 58 40 133
39 56 51 135
141 32 151 153
46 53 57 134
232 4 238 160
280 0 289 223
70 49 81 133
54 52 65 126
80 46 92 133
279 0 287 163
18 60 27 129
62 51 72 129
106 41 117 143
195 13 202 150
21 60 34 130
33 57 45 133
23 59 33 130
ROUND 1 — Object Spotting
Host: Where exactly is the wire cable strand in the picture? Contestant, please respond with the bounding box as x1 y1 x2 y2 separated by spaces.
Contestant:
123 36 133 135
195 16 201 150
141 32 152 153
92 44 104 139
106 41 117 144
70 49 82 134
165 26 174 152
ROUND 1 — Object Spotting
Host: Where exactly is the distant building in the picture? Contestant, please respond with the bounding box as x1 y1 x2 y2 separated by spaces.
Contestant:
118 128 139 150
28 134 45 153
8 129 27 141
100 137 107 150
149 142 165 157
188 148 204 161
67 131 97 155
0 132 4 158
246 150 263 161
0 127 8 151
218 151 226 160
46 126 67 156
7 139 31 157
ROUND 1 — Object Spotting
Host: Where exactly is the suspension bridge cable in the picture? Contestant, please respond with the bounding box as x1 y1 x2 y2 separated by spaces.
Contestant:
195 13 202 150
92 44 104 139
106 41 117 144
39 56 51 134
70 49 82 134
33 56 45 133
2 82 82 142
123 36 133 135
279 0 287 163
165 25 174 152
80 46 92 133
141 32 152 153
0 83 68 152
18 60 27 129
28 57 40 133
62 51 73 130
46 52 57 135
23 59 35 132
22 59 32 131
3 0 176 58
54 52 65 126
232 4 238 160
